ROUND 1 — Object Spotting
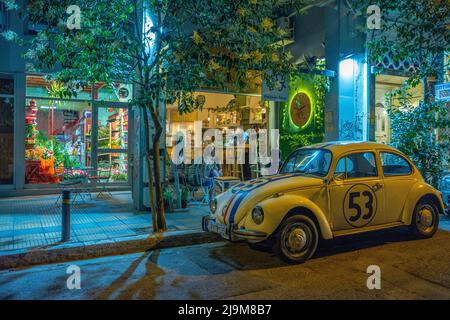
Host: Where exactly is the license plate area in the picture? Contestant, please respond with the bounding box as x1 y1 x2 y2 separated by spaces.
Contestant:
208 220 228 237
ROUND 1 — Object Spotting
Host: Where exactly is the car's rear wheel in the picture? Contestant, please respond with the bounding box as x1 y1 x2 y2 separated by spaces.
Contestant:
409 200 439 238
273 215 319 264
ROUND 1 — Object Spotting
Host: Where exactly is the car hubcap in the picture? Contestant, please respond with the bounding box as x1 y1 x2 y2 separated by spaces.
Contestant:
283 223 311 257
418 205 434 233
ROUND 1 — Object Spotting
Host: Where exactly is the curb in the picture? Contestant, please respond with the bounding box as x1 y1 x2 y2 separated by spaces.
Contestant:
0 230 223 270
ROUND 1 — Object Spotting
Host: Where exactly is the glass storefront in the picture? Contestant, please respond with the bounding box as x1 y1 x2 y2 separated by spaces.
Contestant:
166 91 268 180
25 75 131 185
0 77 14 185
97 106 129 182
24 98 92 184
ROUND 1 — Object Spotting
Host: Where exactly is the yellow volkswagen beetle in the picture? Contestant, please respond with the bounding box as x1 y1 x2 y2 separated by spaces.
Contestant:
202 141 445 264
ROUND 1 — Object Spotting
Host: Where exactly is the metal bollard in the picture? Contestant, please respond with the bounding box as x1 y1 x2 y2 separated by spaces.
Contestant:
61 190 71 242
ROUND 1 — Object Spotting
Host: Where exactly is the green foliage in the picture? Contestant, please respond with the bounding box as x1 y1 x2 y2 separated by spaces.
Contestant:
111 173 128 181
352 0 450 85
387 86 450 187
279 60 330 158
181 186 189 201
35 131 80 168
19 0 308 108
9 0 311 229
354 0 450 185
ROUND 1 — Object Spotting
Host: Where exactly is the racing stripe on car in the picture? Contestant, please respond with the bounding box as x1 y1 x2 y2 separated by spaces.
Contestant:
223 193 238 223
227 173 300 224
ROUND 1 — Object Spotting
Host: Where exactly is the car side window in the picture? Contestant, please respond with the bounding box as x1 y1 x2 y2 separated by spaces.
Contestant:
334 152 377 179
380 152 412 176
334 157 353 176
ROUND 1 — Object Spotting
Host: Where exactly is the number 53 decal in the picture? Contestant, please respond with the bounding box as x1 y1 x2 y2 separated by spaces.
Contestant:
343 184 377 227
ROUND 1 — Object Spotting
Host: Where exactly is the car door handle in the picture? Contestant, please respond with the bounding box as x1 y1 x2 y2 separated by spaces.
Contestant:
372 183 383 192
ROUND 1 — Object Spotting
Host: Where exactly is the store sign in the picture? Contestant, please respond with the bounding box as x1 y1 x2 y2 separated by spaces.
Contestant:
262 77 289 102
435 83 450 102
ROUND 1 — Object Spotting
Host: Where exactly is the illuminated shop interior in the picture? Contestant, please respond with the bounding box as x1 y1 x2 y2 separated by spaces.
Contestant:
24 76 131 184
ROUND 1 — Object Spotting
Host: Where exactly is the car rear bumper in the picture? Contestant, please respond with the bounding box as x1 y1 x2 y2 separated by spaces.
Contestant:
202 216 268 241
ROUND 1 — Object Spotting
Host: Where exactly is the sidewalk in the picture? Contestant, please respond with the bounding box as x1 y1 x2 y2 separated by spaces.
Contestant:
0 191 218 269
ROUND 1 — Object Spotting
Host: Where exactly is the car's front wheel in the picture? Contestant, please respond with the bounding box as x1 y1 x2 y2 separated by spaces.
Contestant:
273 215 319 264
409 200 439 238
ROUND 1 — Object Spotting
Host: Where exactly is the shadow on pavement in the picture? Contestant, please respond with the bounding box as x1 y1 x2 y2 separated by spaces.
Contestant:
197 226 431 272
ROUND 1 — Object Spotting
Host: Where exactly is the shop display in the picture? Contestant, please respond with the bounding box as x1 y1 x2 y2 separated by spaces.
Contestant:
98 107 129 181
24 99 92 184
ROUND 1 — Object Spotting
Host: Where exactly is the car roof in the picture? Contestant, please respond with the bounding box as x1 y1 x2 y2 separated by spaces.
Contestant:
303 141 401 156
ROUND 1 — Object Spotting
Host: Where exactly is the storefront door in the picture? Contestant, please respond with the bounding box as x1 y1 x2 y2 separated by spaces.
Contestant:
92 102 131 184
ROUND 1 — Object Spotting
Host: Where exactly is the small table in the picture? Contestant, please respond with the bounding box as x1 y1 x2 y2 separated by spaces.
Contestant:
215 176 241 193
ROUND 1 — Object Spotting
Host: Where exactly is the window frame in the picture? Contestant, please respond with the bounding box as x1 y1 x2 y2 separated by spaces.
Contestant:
332 151 379 180
379 151 414 177
279 148 333 177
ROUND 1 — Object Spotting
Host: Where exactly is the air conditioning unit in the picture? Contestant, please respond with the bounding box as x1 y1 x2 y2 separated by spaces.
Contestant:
276 16 295 46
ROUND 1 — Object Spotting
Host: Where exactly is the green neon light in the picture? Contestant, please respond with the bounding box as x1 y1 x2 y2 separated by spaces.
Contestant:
287 87 316 131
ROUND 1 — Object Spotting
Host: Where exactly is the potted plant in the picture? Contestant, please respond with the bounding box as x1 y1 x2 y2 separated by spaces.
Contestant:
181 186 189 209
163 189 174 211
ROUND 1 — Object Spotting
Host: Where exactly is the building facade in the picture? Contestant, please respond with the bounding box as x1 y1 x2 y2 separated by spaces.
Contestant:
1 0 439 202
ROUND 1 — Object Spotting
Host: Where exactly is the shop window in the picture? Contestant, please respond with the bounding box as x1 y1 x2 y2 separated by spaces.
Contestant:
94 82 133 102
97 107 128 150
0 77 14 95
97 155 128 183
0 96 14 184
97 107 129 183
24 98 92 184
26 75 92 100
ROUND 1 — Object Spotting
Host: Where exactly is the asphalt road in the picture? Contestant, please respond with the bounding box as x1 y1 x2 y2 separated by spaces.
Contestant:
1 227 450 300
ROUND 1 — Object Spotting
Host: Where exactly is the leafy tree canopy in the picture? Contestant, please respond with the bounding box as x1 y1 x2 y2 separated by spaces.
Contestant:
352 0 450 86
5 0 312 111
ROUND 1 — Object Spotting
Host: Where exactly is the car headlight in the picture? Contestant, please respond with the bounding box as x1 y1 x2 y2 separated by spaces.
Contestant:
251 206 264 225
210 198 217 213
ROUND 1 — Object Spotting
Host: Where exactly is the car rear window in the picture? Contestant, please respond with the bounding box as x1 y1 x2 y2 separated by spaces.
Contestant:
380 152 412 176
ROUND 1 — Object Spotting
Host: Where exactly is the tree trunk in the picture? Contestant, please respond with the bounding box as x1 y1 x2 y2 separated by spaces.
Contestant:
148 101 167 232
152 130 167 231
142 106 159 231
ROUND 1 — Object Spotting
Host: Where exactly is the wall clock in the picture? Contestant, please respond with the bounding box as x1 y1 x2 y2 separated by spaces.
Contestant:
290 92 312 128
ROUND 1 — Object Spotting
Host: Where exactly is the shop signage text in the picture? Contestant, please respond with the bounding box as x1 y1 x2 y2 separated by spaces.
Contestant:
435 83 450 102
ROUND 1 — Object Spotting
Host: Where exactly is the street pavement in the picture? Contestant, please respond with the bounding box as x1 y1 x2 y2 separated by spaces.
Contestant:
1 227 449 300
0 192 207 252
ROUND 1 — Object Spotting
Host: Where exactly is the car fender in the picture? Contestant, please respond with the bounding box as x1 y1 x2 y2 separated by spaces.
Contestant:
401 182 445 225
241 193 333 240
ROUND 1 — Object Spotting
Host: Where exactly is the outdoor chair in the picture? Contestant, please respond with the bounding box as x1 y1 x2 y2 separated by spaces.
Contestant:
88 167 112 198
183 164 204 202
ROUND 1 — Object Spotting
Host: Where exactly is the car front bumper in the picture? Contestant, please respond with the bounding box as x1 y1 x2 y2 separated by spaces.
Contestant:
202 216 268 242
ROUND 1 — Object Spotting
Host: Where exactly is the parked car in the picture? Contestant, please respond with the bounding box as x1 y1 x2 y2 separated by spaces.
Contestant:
440 174 450 215
202 141 445 264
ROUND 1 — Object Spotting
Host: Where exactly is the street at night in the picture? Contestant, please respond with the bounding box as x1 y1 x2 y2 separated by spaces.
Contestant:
1 227 450 300
1 0 450 308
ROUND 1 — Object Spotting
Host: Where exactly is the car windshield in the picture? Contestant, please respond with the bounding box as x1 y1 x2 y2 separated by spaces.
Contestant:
280 149 332 177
